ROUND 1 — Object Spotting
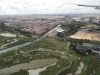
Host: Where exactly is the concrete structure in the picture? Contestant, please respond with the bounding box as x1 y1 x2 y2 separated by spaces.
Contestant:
77 43 100 55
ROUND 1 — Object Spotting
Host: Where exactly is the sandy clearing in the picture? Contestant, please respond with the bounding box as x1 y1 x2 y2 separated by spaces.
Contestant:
0 39 18 49
67 73 72 75
69 31 100 41
75 62 84 75
28 63 56 75
0 33 16 37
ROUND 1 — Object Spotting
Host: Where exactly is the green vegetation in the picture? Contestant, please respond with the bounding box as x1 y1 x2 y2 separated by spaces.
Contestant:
68 38 100 45
0 37 80 68
0 22 36 49
61 22 84 36
9 70 29 75
57 62 74 75
40 58 70 75
0 50 55 69
39 54 97 75
71 60 80 74
18 37 68 52
39 37 68 50
0 35 14 46
0 37 69 69
0 31 34 49
0 22 5 31
0 37 75 69
87 56 100 75
6 37 33 47
0 21 100 75
71 55 97 75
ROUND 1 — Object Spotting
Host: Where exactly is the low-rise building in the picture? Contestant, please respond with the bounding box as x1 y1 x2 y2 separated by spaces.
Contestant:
77 43 100 55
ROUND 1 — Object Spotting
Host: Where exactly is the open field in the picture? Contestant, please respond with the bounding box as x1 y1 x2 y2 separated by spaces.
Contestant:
39 58 70 75
9 70 29 75
69 31 100 41
87 23 99 28
0 31 34 49
0 37 80 74
0 37 99 75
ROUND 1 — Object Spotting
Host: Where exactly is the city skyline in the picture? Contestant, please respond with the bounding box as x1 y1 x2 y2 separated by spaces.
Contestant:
0 0 100 15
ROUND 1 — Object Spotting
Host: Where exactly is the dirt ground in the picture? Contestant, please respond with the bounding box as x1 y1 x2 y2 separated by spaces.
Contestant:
75 62 84 75
69 31 100 41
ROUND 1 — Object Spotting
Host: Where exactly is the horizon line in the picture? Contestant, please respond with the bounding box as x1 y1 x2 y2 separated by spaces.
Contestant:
0 13 100 16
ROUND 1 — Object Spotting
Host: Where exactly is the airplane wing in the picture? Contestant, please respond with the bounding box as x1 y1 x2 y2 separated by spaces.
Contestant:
68 3 100 10
77 4 100 7
68 3 100 7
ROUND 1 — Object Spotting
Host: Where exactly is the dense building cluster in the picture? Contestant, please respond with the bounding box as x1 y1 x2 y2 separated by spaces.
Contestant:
0 15 66 34
0 14 100 35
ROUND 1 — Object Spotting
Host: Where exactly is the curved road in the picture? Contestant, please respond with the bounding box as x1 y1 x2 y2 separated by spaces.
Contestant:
55 61 72 75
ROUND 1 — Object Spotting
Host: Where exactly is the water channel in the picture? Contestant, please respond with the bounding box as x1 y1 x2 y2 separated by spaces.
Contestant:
0 58 58 75
0 25 60 54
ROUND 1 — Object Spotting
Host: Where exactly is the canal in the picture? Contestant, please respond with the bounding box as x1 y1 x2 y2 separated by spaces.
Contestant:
0 58 58 75
0 25 61 54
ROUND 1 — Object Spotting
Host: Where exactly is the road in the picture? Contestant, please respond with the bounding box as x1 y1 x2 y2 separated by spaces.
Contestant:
0 25 61 54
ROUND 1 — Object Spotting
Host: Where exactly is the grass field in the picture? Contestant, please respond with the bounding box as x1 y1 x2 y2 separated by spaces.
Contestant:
39 58 70 75
18 37 68 52
0 37 98 75
0 35 14 46
87 23 99 28
71 55 96 75
0 31 34 49
0 50 55 69
9 70 29 75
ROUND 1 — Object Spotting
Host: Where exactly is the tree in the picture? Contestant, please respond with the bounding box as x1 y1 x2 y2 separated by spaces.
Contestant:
0 22 5 31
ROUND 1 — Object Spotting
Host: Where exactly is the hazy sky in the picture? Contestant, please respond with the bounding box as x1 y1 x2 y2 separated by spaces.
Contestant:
0 0 100 15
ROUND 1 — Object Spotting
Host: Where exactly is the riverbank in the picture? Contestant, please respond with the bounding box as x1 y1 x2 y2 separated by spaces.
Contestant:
0 32 34 52
56 61 74 75
0 33 16 37
0 37 80 71
39 58 70 75
0 58 58 75
28 63 56 75
75 62 84 75
9 70 29 75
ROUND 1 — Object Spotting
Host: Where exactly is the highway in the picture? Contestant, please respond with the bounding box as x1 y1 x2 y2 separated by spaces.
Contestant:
0 25 61 54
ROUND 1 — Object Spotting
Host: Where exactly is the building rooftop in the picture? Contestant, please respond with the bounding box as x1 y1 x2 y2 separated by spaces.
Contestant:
77 45 88 50
77 43 100 53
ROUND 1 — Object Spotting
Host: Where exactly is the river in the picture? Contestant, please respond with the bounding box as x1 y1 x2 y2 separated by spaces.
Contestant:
0 25 61 54
0 58 58 75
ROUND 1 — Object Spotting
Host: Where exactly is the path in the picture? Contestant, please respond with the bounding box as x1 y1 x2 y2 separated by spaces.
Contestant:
55 61 72 75
75 62 84 75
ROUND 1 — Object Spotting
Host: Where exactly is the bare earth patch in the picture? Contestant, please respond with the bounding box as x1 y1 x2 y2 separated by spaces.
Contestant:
0 33 16 37
28 63 56 75
75 62 84 75
0 39 18 49
67 73 72 75
69 31 100 41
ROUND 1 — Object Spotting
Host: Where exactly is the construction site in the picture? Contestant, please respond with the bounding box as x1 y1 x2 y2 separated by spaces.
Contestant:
69 24 100 41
